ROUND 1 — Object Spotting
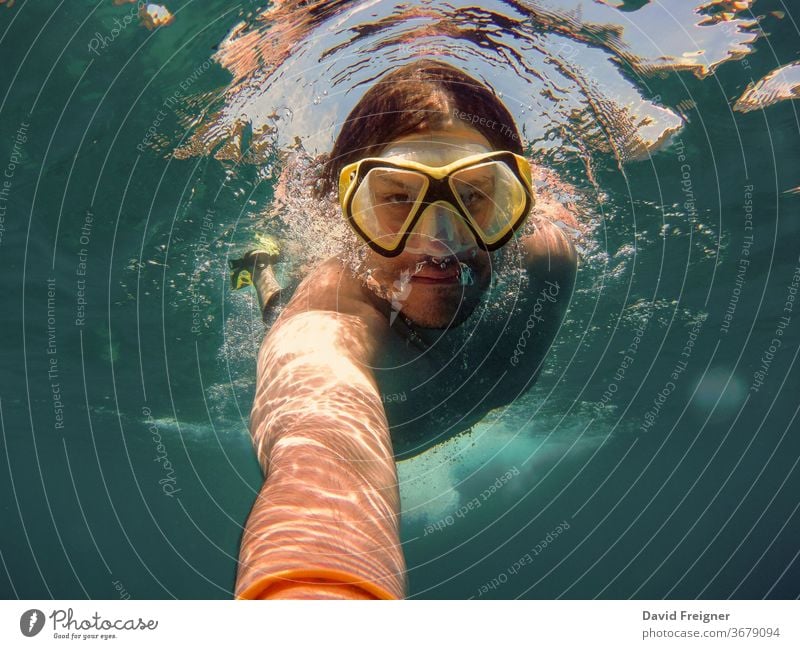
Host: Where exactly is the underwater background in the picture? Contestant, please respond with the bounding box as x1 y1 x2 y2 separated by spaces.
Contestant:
0 0 798 599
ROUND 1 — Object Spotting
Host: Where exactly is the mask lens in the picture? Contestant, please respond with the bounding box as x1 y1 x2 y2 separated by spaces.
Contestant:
404 202 479 255
351 167 427 251
450 161 526 244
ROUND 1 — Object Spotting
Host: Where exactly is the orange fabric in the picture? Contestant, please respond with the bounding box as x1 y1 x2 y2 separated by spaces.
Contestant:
236 569 400 601
259 581 376 600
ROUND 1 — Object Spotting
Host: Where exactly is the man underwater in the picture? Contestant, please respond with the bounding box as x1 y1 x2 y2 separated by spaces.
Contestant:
233 59 577 599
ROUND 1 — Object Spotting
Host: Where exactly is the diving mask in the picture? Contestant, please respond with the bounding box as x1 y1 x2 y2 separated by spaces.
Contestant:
338 137 535 257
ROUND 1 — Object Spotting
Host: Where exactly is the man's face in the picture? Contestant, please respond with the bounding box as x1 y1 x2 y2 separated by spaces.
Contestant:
358 124 495 329
363 244 492 329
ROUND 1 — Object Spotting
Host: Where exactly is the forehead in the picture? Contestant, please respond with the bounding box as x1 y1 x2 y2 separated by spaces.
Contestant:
379 125 493 165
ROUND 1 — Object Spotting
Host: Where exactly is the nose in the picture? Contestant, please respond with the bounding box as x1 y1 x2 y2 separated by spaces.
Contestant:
405 201 477 255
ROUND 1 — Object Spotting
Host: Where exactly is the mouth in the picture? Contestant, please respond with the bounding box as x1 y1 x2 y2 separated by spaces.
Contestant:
411 256 474 285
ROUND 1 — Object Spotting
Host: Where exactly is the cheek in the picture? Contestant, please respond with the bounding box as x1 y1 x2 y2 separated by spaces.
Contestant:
364 253 407 284
376 252 415 275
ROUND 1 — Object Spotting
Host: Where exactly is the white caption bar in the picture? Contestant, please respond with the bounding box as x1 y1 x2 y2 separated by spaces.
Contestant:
0 600 796 648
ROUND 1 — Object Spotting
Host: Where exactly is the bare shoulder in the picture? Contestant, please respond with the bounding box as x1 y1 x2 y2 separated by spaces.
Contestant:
266 257 390 362
520 162 581 280
277 258 377 318
519 215 578 279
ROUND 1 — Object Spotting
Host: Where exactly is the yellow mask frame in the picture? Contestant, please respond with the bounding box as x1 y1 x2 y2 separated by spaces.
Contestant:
338 151 535 257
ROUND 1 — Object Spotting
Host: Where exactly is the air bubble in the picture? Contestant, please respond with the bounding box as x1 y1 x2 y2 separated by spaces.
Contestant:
458 263 475 286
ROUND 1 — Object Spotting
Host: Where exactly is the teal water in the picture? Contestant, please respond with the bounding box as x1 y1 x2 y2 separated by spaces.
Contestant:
0 0 798 599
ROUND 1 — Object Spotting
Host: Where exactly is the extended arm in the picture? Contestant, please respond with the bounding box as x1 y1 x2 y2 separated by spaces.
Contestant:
235 266 406 599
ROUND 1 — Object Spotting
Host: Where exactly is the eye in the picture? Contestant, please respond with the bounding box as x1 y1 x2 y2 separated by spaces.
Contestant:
460 187 491 206
380 192 414 205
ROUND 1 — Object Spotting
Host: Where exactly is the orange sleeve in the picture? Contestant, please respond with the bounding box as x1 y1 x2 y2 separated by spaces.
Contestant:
236 569 401 600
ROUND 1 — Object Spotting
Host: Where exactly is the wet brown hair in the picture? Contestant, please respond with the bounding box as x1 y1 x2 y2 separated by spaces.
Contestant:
317 59 523 197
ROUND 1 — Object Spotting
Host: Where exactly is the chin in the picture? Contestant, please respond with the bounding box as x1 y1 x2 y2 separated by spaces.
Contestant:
402 290 480 329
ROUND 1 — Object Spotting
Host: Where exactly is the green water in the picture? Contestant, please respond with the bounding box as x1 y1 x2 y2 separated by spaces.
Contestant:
1 0 798 599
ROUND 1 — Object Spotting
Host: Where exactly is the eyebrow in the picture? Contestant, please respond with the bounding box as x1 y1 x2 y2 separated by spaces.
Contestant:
459 175 494 189
373 174 417 190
